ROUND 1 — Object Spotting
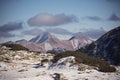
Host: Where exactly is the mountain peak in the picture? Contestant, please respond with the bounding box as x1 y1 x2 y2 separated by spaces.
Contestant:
69 32 92 50
70 32 89 40
29 32 50 43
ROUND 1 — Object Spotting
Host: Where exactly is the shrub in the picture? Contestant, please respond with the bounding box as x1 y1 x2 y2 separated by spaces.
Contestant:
98 63 116 72
53 51 116 72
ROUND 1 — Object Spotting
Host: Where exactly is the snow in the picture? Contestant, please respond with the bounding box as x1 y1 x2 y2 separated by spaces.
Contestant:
0 50 120 80
48 56 77 70
57 56 75 64
30 32 49 43
0 59 120 80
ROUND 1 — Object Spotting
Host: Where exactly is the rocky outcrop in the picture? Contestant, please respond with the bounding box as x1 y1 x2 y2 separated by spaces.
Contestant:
48 56 78 70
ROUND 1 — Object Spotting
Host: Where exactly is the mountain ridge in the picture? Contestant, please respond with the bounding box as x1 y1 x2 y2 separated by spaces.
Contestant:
3 32 92 52
79 26 120 65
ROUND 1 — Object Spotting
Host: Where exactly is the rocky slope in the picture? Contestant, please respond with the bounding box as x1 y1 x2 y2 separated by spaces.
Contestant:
48 56 78 70
69 32 92 50
29 32 73 52
80 26 120 65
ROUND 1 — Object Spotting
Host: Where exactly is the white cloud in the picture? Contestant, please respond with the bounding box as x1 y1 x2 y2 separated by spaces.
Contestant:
28 13 78 27
46 28 73 35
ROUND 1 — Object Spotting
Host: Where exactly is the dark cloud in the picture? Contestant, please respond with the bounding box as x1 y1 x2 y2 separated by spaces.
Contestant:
0 22 23 32
28 13 78 27
108 14 120 21
23 28 44 36
85 16 102 21
0 22 23 38
0 31 15 38
83 27 106 39
23 28 73 36
46 28 73 35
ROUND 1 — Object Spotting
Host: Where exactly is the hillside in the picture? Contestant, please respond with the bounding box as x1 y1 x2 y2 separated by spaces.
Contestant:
79 26 120 65
52 51 116 72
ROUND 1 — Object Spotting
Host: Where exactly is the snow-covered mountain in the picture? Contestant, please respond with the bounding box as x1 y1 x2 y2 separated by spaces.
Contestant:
29 32 50 43
69 32 93 50
3 32 92 52
29 32 74 51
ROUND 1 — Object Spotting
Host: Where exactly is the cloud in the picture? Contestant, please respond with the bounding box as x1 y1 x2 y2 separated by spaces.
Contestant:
23 28 73 36
0 31 15 38
85 16 102 21
0 22 23 32
46 28 73 35
28 13 78 27
23 28 44 36
83 27 106 39
0 22 23 38
108 14 120 21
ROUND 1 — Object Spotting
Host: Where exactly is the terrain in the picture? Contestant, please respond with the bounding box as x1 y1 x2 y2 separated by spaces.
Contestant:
1 26 120 80
0 45 120 80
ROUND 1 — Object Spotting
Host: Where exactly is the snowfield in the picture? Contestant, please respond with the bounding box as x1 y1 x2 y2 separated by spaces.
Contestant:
0 63 120 80
0 57 120 80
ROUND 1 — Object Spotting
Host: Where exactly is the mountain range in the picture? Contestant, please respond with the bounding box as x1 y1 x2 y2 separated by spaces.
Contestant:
3 26 120 65
4 32 92 52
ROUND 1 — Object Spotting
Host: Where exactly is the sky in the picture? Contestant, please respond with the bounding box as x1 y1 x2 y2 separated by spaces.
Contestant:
0 0 120 43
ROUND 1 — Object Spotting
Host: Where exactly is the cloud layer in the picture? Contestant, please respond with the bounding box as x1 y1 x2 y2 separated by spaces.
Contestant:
46 28 73 35
84 14 120 22
28 13 78 27
23 28 44 36
0 22 22 32
85 16 102 21
0 31 15 38
0 22 23 38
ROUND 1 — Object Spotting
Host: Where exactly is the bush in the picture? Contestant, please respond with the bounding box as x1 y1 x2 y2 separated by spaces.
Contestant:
53 51 116 72
98 63 116 72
